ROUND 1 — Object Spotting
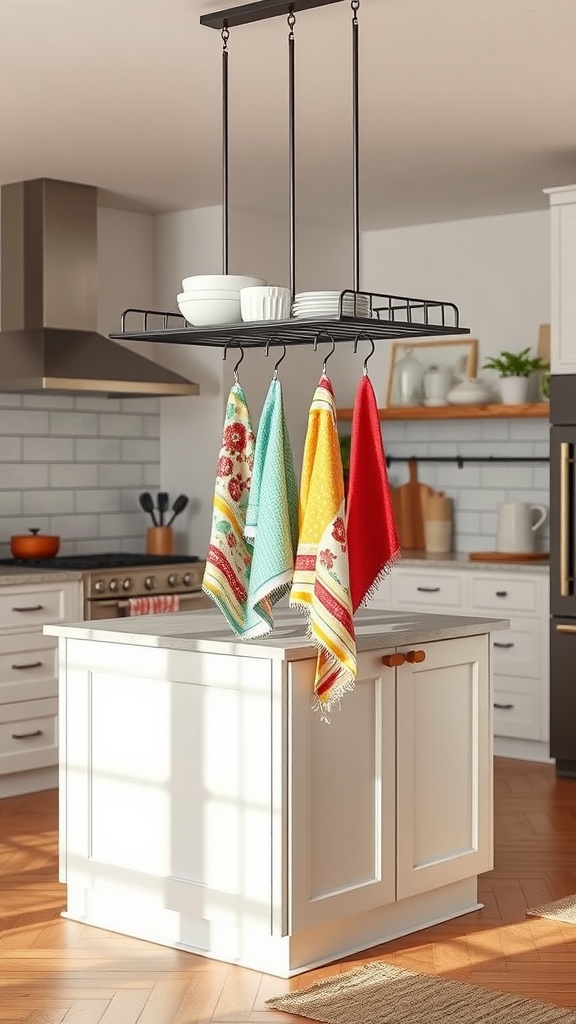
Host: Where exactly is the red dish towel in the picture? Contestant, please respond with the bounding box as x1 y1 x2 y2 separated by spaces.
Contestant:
127 594 180 616
346 374 401 611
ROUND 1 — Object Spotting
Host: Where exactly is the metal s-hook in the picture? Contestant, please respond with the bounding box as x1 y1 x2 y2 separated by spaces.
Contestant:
223 341 244 382
353 332 375 375
265 338 287 377
313 331 336 374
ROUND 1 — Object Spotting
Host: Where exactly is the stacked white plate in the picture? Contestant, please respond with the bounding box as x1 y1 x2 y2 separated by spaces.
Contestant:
292 291 371 319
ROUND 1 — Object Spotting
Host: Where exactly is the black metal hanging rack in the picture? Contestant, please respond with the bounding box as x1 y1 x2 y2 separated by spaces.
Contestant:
110 0 471 352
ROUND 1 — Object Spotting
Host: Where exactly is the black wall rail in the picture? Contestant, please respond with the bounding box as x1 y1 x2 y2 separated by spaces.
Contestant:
385 455 549 469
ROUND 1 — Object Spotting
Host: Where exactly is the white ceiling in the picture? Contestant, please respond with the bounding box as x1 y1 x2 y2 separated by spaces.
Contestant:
1 0 575 230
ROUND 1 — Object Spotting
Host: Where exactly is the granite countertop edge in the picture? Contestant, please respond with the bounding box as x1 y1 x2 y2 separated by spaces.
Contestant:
0 568 83 585
45 609 510 661
397 552 549 574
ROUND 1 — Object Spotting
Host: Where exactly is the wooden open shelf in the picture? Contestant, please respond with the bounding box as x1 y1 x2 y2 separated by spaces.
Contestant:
336 402 549 422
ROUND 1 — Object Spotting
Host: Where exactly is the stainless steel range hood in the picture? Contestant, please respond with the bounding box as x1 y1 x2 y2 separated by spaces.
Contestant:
0 178 198 396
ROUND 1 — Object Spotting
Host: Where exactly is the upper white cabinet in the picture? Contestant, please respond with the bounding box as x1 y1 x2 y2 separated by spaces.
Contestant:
547 184 576 375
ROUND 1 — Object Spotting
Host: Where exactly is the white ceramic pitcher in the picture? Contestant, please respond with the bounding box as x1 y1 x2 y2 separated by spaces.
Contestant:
496 502 547 553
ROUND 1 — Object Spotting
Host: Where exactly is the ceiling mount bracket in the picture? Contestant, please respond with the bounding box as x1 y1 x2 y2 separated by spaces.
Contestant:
200 0 343 30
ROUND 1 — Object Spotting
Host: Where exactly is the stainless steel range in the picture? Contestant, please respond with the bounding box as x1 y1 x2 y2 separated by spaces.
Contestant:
0 553 210 620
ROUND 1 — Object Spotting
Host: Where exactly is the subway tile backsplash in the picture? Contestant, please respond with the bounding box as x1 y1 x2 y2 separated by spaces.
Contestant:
380 417 550 553
0 392 160 557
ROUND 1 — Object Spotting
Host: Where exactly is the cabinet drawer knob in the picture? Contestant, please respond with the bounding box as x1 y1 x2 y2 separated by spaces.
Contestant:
11 604 44 613
494 703 514 710
382 653 406 668
11 729 43 740
11 661 43 670
495 591 508 598
416 586 440 593
493 642 514 649
406 649 426 664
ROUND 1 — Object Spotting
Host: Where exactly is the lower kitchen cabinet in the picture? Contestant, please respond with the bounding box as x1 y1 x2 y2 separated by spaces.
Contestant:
57 625 493 976
372 565 550 762
0 578 82 796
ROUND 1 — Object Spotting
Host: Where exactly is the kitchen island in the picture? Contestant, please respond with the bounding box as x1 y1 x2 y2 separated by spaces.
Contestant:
46 606 507 977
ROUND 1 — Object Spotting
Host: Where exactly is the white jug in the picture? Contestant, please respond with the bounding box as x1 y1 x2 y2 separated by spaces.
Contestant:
496 502 547 554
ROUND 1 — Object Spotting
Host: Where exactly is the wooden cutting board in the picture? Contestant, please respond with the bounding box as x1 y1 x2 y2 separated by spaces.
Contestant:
468 551 549 562
391 458 434 550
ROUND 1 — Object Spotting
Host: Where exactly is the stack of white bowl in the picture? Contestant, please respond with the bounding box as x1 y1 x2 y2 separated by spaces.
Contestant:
292 290 371 319
240 285 292 322
177 274 266 326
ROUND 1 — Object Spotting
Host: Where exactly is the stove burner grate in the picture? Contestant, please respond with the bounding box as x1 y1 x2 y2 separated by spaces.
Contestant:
0 553 200 571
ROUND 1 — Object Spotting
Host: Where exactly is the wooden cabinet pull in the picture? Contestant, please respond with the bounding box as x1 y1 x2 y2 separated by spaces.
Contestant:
406 649 426 664
382 653 406 668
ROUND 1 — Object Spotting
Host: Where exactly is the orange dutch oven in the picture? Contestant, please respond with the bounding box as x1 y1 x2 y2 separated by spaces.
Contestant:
10 528 60 560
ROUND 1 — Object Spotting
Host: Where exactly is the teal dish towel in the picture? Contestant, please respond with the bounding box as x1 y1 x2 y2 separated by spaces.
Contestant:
245 377 299 612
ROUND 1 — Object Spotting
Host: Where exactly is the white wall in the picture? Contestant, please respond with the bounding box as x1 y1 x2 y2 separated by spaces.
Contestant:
331 209 551 409
338 209 551 553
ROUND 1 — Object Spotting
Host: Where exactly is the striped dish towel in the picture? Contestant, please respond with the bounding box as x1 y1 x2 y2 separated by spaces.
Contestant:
202 382 273 638
128 594 180 616
245 377 299 617
290 374 356 719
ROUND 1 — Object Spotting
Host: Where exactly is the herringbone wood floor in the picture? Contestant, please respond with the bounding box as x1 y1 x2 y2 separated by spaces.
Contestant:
1 757 576 1024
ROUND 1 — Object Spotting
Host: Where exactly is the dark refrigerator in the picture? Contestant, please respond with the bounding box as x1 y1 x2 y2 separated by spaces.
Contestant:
550 375 576 777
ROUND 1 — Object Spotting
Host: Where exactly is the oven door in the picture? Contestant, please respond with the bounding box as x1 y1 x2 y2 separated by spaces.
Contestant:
86 591 213 620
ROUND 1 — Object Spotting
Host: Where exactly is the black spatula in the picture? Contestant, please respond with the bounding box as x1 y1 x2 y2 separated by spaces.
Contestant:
157 491 170 526
139 491 158 526
166 494 189 527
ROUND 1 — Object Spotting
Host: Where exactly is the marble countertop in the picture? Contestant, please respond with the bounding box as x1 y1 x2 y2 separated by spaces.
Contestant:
397 551 550 574
45 606 509 661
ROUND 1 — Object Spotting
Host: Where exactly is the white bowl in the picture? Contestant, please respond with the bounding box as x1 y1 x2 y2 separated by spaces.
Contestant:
178 289 242 301
181 274 266 292
240 286 292 322
177 296 241 326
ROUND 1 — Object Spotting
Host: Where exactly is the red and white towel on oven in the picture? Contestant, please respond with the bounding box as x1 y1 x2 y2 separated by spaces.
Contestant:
127 594 180 616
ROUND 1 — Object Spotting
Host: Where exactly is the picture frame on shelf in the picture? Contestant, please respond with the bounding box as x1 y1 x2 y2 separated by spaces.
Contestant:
386 337 479 408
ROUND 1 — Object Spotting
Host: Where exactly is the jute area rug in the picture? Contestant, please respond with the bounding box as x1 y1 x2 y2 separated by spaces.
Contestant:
266 962 576 1024
527 894 576 925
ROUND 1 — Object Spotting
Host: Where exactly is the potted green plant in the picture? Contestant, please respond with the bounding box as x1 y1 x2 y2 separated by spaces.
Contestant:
482 347 549 404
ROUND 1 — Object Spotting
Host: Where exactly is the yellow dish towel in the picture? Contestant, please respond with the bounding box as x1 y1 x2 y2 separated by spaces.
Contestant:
290 375 356 718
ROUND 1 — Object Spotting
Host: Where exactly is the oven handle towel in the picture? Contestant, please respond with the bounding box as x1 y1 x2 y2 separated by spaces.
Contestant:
127 594 180 616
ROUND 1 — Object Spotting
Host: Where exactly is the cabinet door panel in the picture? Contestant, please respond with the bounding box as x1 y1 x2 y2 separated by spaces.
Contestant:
0 697 58 773
491 617 541 680
0 634 58 704
66 646 275 937
396 635 492 899
289 651 396 932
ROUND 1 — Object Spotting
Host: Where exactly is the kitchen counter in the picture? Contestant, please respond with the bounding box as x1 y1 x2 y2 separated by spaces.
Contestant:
0 566 83 585
45 605 508 658
398 550 549 573
53 604 503 976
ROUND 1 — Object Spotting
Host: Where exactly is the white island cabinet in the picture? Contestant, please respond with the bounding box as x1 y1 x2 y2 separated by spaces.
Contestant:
46 606 507 978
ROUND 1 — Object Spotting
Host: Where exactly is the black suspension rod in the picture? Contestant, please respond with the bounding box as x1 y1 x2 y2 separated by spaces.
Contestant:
351 0 360 291
221 25 230 275
288 10 296 300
